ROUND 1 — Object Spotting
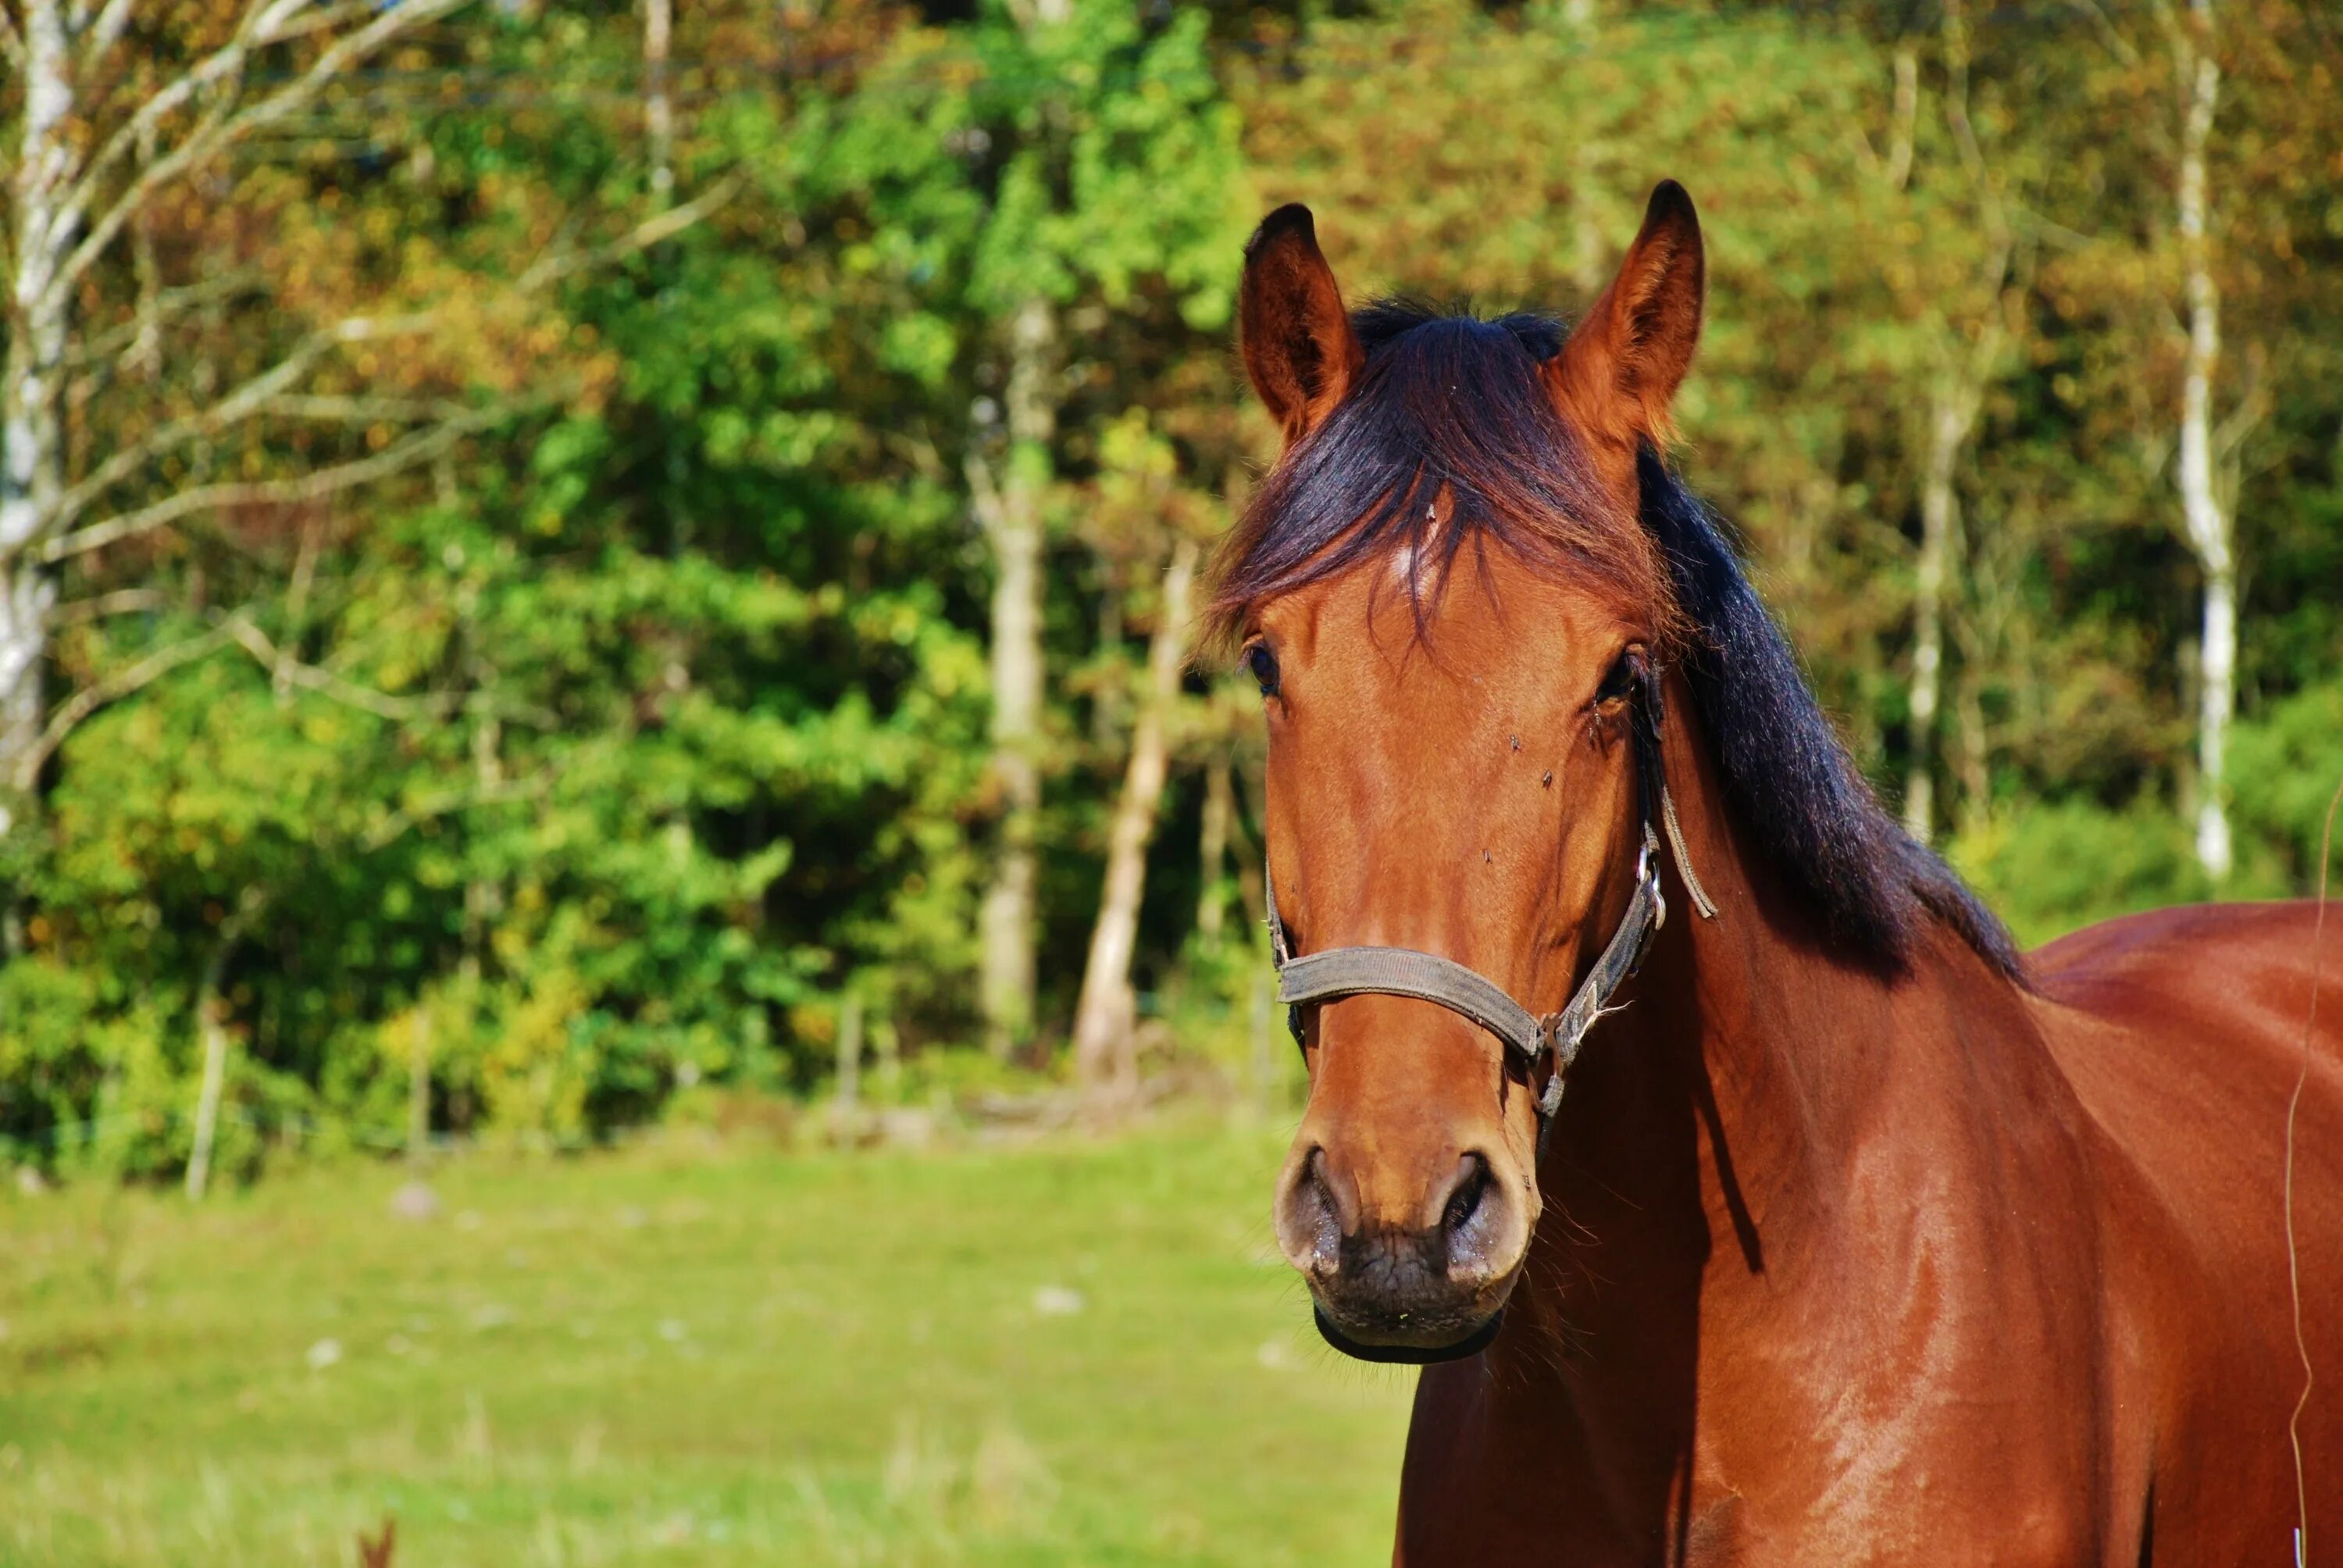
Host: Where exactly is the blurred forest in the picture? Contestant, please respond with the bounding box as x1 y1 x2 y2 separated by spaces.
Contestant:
1 0 2338 1182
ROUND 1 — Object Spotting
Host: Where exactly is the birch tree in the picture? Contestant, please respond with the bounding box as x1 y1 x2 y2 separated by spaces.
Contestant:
946 0 1242 1057
1194 750 1233 940
968 294 1056 1060
1899 0 2024 843
1070 540 1194 1109
1063 395 1230 1107
642 0 676 209
182 886 260 1199
0 0 476 843
2162 0 2241 879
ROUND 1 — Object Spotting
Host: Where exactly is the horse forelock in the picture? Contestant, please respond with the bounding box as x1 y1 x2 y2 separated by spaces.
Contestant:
1204 301 1678 656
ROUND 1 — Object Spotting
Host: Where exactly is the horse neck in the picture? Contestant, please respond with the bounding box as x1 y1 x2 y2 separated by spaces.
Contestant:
1510 697 2027 1385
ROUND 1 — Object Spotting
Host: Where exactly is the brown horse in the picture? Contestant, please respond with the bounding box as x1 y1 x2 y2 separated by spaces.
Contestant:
1217 182 2343 1563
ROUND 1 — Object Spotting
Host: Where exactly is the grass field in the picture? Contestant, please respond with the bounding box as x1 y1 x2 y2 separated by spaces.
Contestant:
0 1120 1413 1566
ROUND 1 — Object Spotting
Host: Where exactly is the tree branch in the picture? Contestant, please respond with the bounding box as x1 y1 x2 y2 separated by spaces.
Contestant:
262 392 473 424
1942 0 2012 262
223 617 452 721
76 0 135 69
50 10 272 273
2069 0 2144 67
29 157 733 558
12 622 240 793
45 313 440 538
48 0 474 312
360 767 555 852
52 588 173 625
2213 351 2268 465
66 273 269 369
1883 41 1917 194
244 0 376 47
37 165 733 542
965 449 1007 543
43 409 501 565
226 619 558 730
515 172 744 291
2009 208 2094 254
9 593 526 789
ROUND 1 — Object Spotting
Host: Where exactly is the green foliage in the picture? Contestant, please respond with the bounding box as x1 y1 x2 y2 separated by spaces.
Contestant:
2231 677 2343 885
3 0 2338 1178
961 0 1246 324
1948 799 2222 951
1948 678 2343 950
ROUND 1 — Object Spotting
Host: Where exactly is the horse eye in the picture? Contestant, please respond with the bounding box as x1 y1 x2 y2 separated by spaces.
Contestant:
1246 643 1280 697
1596 647 1644 706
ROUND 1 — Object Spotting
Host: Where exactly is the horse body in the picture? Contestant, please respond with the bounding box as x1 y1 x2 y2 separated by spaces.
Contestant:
1395 711 2343 1565
1218 184 2341 1563
2035 903 2343 1559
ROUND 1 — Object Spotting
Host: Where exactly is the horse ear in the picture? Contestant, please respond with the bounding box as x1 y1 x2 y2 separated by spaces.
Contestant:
1546 180 1705 458
1240 205 1365 444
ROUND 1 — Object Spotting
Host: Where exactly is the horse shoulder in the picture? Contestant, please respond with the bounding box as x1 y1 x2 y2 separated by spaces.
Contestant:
2027 900 2343 1145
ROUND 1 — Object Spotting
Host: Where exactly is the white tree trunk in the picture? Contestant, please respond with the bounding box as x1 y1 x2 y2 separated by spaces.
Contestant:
975 295 1057 1058
1899 0 2008 846
2173 0 2232 879
1885 43 1919 193
1073 539 1197 1109
1905 383 1973 844
2 0 77 832
184 911 251 1201
1953 650 1992 836
642 0 674 208
828 990 865 1142
2193 565 2236 876
834 992 864 1110
1564 0 1607 298
0 565 55 835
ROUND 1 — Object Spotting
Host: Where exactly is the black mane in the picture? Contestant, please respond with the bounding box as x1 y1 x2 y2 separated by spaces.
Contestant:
1637 447 2025 981
1214 301 2025 983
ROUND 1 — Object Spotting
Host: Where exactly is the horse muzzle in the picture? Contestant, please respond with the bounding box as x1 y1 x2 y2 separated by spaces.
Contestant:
1277 1145 1528 1363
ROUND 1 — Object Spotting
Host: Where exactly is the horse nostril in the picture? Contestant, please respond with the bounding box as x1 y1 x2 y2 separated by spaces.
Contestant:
1276 1146 1346 1278
1434 1148 1490 1237
1442 1153 1490 1236
1439 1153 1514 1284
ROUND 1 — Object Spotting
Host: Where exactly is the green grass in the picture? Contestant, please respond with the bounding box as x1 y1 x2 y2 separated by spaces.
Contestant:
0 1120 1411 1566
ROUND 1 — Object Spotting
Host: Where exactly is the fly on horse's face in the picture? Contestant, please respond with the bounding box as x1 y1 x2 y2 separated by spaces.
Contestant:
1222 184 1705 1359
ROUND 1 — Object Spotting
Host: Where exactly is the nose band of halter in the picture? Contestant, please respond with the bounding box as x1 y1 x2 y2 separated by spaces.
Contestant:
1267 828 1664 1127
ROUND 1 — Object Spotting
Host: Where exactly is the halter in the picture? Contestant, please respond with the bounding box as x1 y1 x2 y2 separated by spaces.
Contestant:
1261 679 1714 1159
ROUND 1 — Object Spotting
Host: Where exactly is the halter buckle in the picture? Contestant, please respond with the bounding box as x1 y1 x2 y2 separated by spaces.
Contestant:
1627 828 1666 975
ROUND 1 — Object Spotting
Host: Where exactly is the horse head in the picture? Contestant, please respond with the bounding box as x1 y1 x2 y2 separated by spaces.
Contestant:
1218 185 1706 1358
